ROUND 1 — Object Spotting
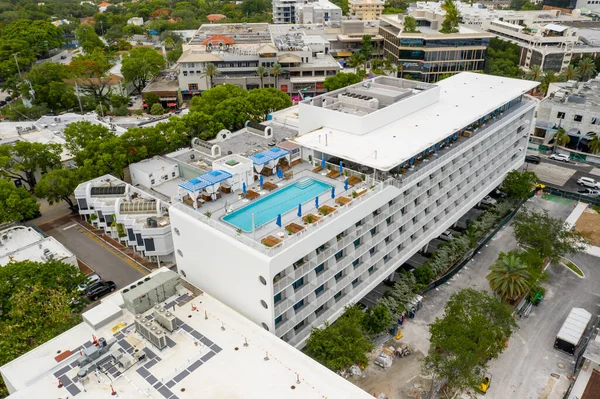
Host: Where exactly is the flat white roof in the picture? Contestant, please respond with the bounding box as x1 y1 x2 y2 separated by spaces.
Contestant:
130 156 177 175
0 226 74 266
557 307 592 345
294 72 538 171
2 268 373 399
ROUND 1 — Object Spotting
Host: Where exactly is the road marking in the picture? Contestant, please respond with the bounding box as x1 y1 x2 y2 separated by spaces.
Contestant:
63 223 78 231
73 224 149 276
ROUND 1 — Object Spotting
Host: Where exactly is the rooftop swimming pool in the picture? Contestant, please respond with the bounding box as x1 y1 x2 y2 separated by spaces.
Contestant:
222 178 332 232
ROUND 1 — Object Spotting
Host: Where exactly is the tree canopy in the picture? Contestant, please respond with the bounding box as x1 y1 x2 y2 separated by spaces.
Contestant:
512 208 588 261
484 38 521 78
121 47 166 93
0 179 40 223
305 306 373 371
323 72 362 91
423 289 517 393
502 170 539 200
1 19 63 58
0 142 62 189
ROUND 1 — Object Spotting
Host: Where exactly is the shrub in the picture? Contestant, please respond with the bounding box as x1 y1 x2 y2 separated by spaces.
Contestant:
112 105 130 116
150 103 164 115
413 265 433 285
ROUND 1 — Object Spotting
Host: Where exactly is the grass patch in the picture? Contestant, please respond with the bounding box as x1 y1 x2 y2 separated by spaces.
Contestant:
563 260 583 276
592 205 600 214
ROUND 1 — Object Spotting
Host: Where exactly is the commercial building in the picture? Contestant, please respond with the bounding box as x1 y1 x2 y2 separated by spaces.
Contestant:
532 77 600 161
273 0 342 24
178 23 340 97
74 175 175 265
348 0 385 21
0 225 77 266
169 72 538 347
0 267 373 399
379 12 493 82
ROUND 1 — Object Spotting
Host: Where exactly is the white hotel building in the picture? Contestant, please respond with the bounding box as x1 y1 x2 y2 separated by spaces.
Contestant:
170 73 538 347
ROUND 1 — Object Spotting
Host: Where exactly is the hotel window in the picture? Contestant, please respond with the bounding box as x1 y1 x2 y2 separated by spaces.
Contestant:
274 292 282 304
353 258 360 268
316 244 326 255
355 219 363 227
370 227 377 236
183 71 188 76
292 277 304 290
370 246 376 256
335 250 344 261
315 284 325 296
352 278 359 287
557 111 565 119
315 263 325 275
315 305 325 316
275 315 283 325
294 320 305 331
334 271 343 281
354 238 361 248
334 291 342 301
574 114 583 122
368 266 375 274
293 299 304 312
386 217 392 225
188 83 198 91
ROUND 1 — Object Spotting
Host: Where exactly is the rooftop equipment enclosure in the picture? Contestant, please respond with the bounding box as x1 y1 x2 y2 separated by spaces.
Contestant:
554 307 592 355
122 270 180 314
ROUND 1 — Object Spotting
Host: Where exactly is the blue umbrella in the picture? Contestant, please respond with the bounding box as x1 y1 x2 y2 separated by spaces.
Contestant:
321 157 326 169
331 186 335 199
242 182 247 196
315 196 319 209
297 203 302 217
276 214 282 227
277 167 284 179
339 161 343 174
344 178 349 191
259 175 264 189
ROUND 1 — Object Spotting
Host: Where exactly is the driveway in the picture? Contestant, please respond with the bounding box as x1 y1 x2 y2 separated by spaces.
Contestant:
47 221 146 288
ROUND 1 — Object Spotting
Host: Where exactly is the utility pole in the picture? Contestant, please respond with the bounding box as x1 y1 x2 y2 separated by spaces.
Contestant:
13 53 21 78
75 82 84 114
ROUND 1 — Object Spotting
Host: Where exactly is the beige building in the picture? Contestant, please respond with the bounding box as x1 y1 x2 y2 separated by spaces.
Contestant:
349 0 384 20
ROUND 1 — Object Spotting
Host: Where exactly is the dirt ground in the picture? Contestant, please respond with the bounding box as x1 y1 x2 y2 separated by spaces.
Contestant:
575 209 600 246
348 338 433 399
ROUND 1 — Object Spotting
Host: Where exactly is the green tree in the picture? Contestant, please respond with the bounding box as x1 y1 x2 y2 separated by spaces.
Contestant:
121 47 166 94
0 179 40 223
19 63 75 111
512 208 588 262
305 306 373 371
484 38 521 78
589 134 600 154
377 273 416 321
363 304 393 334
413 265 433 284
256 65 268 89
63 121 113 158
347 52 365 70
526 64 543 82
201 62 220 89
554 127 570 148
0 142 62 189
1 19 63 58
360 35 374 60
487 252 531 301
501 170 539 199
69 50 114 104
75 24 106 54
167 44 183 64
403 15 419 33
270 63 284 89
247 88 293 120
561 64 579 81
143 92 161 109
323 72 362 91
440 0 460 33
34 167 82 212
423 289 517 394
577 57 596 81
189 84 247 114
150 103 164 115
0 39 37 92
540 70 560 96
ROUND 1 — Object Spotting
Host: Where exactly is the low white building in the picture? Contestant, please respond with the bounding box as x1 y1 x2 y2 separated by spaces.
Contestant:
130 156 180 190
0 267 373 399
0 225 77 266
126 17 144 26
74 175 175 265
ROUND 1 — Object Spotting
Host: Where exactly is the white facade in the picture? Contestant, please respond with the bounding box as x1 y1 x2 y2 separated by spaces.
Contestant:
0 225 77 266
74 175 175 264
130 156 180 189
170 73 538 347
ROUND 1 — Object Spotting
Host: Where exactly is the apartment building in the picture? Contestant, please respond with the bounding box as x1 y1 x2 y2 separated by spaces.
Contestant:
379 13 493 82
533 77 600 159
178 24 340 97
169 72 538 347
273 0 342 24
0 268 373 399
348 0 385 21
74 175 175 265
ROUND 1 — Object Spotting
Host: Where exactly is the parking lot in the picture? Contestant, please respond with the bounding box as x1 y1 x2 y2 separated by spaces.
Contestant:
43 217 147 289
524 154 600 194
350 193 600 398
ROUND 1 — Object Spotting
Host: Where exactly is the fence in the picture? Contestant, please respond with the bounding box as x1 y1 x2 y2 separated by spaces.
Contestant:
544 186 600 207
421 197 528 294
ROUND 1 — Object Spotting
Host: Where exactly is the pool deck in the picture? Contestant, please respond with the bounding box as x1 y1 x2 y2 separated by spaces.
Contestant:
174 161 371 244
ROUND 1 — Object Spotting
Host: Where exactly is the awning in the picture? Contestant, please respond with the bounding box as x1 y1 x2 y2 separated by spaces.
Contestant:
278 53 302 63
290 76 327 83
544 23 569 33
179 177 210 192
201 170 232 185
333 51 352 57
266 147 290 160
249 152 274 165
167 103 177 107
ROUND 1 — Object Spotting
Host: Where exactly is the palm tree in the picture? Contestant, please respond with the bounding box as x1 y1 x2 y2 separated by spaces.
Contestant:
348 52 365 70
540 71 559 96
526 65 543 82
256 65 267 88
270 63 284 90
554 127 570 149
201 63 220 89
577 57 596 81
441 0 460 33
486 253 531 301
589 134 600 154
561 64 579 81
164 37 175 49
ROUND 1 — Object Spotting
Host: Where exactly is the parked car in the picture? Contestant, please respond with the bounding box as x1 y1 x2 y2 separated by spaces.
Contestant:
439 230 454 241
4 96 11 102
525 155 541 164
0 100 6 106
86 281 116 301
480 196 497 206
60 55 67 59
77 273 102 292
578 188 600 197
550 153 569 162
577 177 599 188
490 189 507 199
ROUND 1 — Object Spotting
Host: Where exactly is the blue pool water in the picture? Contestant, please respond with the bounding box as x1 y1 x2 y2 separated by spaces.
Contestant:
222 178 333 232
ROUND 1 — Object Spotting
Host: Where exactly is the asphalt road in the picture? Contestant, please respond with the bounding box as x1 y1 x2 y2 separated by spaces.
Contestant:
48 222 145 289
524 154 600 193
